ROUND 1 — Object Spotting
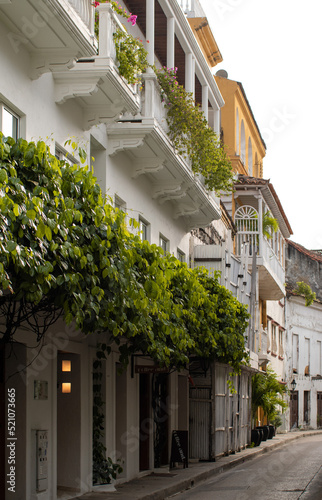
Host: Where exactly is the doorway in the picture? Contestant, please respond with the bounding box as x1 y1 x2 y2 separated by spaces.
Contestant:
57 352 81 494
317 392 322 428
290 391 298 429
152 374 169 468
139 374 151 470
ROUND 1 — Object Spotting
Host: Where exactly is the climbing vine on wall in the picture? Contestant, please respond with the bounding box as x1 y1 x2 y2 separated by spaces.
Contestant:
156 67 233 193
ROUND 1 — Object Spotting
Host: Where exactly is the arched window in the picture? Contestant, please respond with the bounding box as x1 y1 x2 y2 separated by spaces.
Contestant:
248 137 253 176
240 120 246 165
255 152 259 177
236 108 239 155
234 205 259 256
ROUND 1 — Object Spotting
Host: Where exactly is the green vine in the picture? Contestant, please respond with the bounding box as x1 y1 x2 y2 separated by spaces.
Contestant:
94 1 148 85
93 352 123 485
113 30 148 85
155 67 233 193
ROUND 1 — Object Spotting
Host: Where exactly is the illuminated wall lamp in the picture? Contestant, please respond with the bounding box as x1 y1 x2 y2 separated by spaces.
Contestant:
62 383 71 394
62 360 71 372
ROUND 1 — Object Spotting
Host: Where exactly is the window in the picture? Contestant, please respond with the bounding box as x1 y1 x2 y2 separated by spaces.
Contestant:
278 329 284 358
304 338 310 376
0 104 19 141
177 249 185 263
292 333 299 373
159 234 169 253
139 218 150 242
271 324 277 355
55 144 79 165
114 195 126 212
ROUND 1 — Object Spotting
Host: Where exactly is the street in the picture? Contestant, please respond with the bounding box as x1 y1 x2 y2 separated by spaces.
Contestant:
168 435 322 500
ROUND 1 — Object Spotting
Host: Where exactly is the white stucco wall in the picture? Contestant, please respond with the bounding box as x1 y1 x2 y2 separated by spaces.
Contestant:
285 296 322 429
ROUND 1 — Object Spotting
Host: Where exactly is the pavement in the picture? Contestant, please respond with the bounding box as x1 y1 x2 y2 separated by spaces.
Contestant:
76 430 322 500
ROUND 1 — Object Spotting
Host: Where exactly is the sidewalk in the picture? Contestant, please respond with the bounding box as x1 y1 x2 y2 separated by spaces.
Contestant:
77 430 322 500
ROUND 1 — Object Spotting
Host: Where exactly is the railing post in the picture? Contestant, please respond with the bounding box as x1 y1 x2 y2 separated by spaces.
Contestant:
142 73 157 119
256 194 263 255
96 3 114 58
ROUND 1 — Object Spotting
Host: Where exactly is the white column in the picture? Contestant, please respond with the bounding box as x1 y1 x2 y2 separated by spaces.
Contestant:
146 0 155 72
167 17 175 69
185 52 193 93
97 3 114 58
202 85 208 121
257 195 263 255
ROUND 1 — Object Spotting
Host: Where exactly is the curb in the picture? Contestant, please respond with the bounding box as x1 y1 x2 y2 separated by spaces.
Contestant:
142 431 322 500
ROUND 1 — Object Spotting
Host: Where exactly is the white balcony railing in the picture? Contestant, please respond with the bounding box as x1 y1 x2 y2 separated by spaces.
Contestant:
261 235 285 287
68 0 94 34
177 0 206 17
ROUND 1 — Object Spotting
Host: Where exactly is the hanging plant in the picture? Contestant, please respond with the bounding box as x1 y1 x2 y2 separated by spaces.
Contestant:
113 30 148 85
94 1 148 85
155 67 233 194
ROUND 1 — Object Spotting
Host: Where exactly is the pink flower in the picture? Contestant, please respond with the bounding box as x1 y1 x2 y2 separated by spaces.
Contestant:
127 13 137 25
93 1 100 6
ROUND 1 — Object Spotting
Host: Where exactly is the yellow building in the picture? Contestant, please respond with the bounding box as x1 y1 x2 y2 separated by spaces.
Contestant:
215 73 266 178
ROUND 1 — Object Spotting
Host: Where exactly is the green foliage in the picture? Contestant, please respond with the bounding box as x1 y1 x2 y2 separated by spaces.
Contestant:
0 134 249 373
113 30 148 85
155 67 233 193
262 211 279 239
93 355 122 484
251 365 288 424
94 0 148 85
294 281 316 307
271 412 283 429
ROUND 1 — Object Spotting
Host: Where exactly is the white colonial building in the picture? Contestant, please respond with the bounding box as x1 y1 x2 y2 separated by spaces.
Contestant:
284 240 322 431
0 0 238 499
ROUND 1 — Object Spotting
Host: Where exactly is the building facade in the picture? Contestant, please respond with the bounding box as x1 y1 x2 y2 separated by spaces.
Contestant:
0 1 241 499
284 240 322 431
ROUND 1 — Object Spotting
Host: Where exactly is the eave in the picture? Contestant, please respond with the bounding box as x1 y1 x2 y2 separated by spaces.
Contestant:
187 17 223 67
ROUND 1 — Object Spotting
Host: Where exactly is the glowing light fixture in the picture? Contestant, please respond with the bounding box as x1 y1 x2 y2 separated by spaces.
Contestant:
62 383 71 394
62 360 71 372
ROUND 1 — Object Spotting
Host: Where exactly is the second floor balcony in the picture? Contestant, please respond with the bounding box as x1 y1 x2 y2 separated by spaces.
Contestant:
234 204 286 300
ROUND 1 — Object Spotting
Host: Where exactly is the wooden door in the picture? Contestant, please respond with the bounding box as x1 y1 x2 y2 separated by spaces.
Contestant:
139 374 151 470
317 392 322 428
290 391 298 429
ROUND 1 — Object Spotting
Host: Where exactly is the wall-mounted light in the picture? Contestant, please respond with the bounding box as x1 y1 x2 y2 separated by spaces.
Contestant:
291 379 296 392
62 383 71 394
62 360 71 372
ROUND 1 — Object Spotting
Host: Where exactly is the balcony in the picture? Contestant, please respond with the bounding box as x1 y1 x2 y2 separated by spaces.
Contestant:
0 0 96 78
257 326 269 367
233 176 292 301
193 244 252 306
234 206 286 300
53 3 141 128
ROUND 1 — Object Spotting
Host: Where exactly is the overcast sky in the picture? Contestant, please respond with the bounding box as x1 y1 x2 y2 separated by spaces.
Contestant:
201 0 322 250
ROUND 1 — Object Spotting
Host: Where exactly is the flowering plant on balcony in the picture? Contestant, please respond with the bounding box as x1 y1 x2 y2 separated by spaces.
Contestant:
156 67 233 193
94 1 147 85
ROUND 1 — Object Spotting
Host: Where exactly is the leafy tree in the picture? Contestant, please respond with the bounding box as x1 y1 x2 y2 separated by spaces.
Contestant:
251 365 288 425
0 134 248 372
